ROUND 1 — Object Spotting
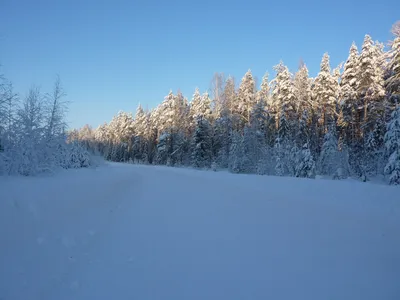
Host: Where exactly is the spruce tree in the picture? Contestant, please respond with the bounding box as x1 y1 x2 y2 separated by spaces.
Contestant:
214 115 232 169
384 107 400 184
318 127 339 177
229 131 244 173
295 143 316 178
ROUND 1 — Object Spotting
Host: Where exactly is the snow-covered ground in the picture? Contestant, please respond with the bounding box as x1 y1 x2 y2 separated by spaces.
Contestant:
1 163 399 300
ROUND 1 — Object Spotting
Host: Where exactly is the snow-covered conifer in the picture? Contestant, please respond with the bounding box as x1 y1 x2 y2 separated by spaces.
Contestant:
318 127 339 176
271 62 296 122
313 53 337 129
295 143 316 178
237 70 256 125
229 131 244 173
257 72 270 106
191 117 212 168
384 107 400 184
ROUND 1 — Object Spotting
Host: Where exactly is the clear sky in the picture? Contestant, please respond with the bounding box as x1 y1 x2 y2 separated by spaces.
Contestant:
0 0 398 129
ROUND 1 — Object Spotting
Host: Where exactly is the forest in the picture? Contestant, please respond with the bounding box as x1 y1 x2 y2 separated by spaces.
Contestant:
1 22 400 184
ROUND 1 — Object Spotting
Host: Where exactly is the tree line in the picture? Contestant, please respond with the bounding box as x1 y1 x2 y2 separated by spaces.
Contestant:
73 22 400 184
5 22 398 184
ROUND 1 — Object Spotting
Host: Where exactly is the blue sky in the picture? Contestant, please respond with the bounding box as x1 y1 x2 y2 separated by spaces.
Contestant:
0 0 398 129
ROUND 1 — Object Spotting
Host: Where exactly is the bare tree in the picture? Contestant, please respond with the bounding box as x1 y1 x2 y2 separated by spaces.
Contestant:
298 58 306 69
18 87 44 136
388 21 400 47
392 21 400 38
0 79 18 148
12 86 45 175
45 75 68 139
209 72 225 117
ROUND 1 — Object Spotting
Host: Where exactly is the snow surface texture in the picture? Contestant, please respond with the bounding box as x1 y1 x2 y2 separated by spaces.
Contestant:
1 163 399 300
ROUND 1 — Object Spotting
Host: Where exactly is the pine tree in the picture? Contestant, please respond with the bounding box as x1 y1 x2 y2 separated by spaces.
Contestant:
341 43 359 102
153 91 190 164
271 62 297 124
257 72 270 106
294 64 312 149
222 76 237 115
273 110 291 176
134 104 146 137
294 63 312 117
357 35 385 132
145 113 158 164
358 35 377 96
386 37 400 106
156 91 175 132
237 70 256 126
200 92 212 120
190 88 202 129
172 91 188 131
332 64 342 110
313 53 337 131
130 104 147 161
340 43 360 145
108 111 134 144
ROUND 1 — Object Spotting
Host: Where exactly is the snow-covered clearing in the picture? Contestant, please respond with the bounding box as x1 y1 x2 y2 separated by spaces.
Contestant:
1 163 399 300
